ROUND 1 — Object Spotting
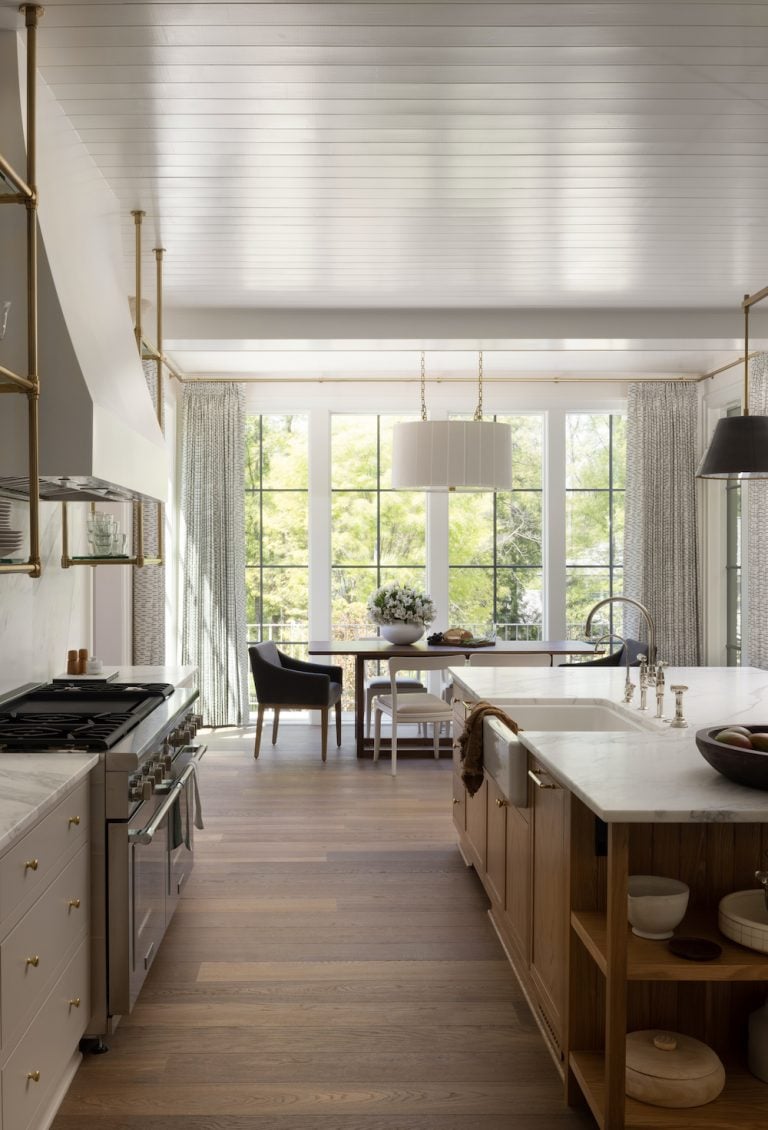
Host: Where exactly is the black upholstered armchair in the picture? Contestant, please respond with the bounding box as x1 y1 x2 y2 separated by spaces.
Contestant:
560 637 648 667
248 642 343 762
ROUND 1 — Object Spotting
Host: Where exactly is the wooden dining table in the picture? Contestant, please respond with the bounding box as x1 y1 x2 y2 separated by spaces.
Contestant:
308 638 597 758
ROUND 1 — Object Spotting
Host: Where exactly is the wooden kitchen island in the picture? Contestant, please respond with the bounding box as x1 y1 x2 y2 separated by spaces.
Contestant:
451 664 768 1129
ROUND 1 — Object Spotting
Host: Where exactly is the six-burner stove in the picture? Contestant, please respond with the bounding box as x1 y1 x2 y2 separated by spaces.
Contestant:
0 677 204 1047
0 682 176 751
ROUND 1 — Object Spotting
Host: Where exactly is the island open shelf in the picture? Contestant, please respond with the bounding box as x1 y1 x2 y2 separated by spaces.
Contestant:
572 910 768 982
570 1050 768 1129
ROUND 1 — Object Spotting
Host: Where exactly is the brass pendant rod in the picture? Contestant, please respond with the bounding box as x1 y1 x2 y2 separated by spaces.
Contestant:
135 499 145 568
154 247 165 434
744 298 751 416
738 284 768 414
154 247 165 564
131 210 145 352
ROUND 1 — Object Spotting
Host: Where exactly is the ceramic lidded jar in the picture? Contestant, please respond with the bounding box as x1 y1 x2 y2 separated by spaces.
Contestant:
625 1030 725 1108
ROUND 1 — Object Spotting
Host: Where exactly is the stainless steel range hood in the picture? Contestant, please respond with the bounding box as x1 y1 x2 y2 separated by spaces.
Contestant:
0 30 167 504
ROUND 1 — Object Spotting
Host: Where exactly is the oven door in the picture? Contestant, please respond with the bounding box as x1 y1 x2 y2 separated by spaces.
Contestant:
108 763 197 1017
167 750 202 917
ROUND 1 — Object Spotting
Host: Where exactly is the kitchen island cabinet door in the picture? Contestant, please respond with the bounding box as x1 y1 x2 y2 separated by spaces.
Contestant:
464 777 487 874
503 800 531 963
529 761 568 1059
485 775 507 909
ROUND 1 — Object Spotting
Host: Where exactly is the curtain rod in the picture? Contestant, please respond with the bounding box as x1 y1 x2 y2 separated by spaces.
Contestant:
180 373 704 386
698 351 760 383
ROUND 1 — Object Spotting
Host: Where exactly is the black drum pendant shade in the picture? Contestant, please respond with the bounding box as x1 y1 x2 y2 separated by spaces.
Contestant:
697 288 768 479
696 414 768 479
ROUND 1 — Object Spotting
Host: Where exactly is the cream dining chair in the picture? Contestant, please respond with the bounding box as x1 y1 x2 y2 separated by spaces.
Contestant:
372 656 454 777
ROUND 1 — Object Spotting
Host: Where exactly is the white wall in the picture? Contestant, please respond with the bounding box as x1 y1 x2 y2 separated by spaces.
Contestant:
0 500 90 695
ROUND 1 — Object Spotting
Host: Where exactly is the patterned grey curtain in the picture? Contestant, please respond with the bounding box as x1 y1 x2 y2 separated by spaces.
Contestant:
181 382 249 726
132 360 166 664
747 353 768 668
623 382 701 665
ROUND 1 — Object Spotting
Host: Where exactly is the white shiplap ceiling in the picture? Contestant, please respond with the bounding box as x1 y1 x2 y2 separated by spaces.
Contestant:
7 1 768 378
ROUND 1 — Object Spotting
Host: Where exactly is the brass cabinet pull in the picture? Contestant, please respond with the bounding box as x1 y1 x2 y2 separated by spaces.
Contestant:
68 815 81 827
528 769 559 791
25 955 40 967
26 1071 40 1083
68 897 81 910
68 997 81 1009
24 858 39 871
495 797 508 807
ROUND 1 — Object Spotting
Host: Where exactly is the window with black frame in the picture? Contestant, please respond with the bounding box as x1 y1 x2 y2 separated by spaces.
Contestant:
565 413 626 643
244 415 309 709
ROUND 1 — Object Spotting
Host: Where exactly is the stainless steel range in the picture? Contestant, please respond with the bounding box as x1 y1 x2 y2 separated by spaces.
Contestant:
0 678 204 1047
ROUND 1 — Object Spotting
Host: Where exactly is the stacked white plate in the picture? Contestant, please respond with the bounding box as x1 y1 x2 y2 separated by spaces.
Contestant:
0 500 23 558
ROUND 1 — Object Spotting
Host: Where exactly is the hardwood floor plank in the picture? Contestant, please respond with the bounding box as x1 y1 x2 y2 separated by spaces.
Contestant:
52 729 593 1129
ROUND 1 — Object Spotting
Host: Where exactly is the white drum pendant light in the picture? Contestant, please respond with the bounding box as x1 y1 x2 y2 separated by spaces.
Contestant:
391 353 512 491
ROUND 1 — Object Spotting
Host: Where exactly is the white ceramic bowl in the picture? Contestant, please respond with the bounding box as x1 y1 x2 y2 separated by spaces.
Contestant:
628 875 689 940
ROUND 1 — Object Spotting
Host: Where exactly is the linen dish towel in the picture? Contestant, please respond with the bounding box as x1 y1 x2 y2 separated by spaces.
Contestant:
458 701 521 797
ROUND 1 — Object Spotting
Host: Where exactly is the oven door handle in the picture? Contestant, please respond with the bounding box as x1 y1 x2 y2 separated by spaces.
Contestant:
129 763 196 845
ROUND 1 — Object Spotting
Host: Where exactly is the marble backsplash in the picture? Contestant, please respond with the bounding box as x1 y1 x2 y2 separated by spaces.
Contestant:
0 499 90 695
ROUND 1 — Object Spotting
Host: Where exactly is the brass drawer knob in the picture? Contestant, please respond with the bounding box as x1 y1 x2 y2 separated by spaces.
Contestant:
26 955 40 967
68 815 81 827
452 797 460 805
495 797 508 807
68 897 81 910
68 997 81 1009
26 1071 40 1083
24 858 39 872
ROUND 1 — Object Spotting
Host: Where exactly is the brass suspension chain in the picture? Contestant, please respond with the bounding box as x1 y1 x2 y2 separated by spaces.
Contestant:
420 350 427 421
474 350 484 420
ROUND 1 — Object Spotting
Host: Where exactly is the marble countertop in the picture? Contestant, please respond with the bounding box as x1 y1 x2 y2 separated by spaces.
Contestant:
450 665 768 823
112 665 197 688
0 755 99 855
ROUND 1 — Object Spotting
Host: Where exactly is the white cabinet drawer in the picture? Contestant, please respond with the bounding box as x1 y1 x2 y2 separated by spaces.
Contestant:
2 939 89 1130
0 781 89 926
1 847 89 1047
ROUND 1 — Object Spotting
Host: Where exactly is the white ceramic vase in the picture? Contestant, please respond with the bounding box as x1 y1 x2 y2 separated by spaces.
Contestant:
379 623 424 645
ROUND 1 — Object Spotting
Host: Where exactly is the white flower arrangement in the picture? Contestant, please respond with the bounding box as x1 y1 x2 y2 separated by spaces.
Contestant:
367 581 437 627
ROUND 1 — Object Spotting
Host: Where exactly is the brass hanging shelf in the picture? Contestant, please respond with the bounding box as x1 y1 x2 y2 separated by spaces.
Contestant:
58 210 167 568
0 5 44 578
60 501 162 569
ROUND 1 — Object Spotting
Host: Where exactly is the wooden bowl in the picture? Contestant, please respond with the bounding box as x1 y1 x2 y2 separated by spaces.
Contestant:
695 726 768 790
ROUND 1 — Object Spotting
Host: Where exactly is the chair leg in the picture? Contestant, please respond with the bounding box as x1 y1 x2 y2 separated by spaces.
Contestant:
365 689 372 739
373 705 382 762
272 708 280 745
254 705 265 759
335 700 342 747
433 721 440 759
391 719 398 777
321 707 328 763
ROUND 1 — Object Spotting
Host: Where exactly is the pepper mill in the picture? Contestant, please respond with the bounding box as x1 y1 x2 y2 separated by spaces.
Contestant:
669 685 689 729
77 648 88 675
66 649 78 675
